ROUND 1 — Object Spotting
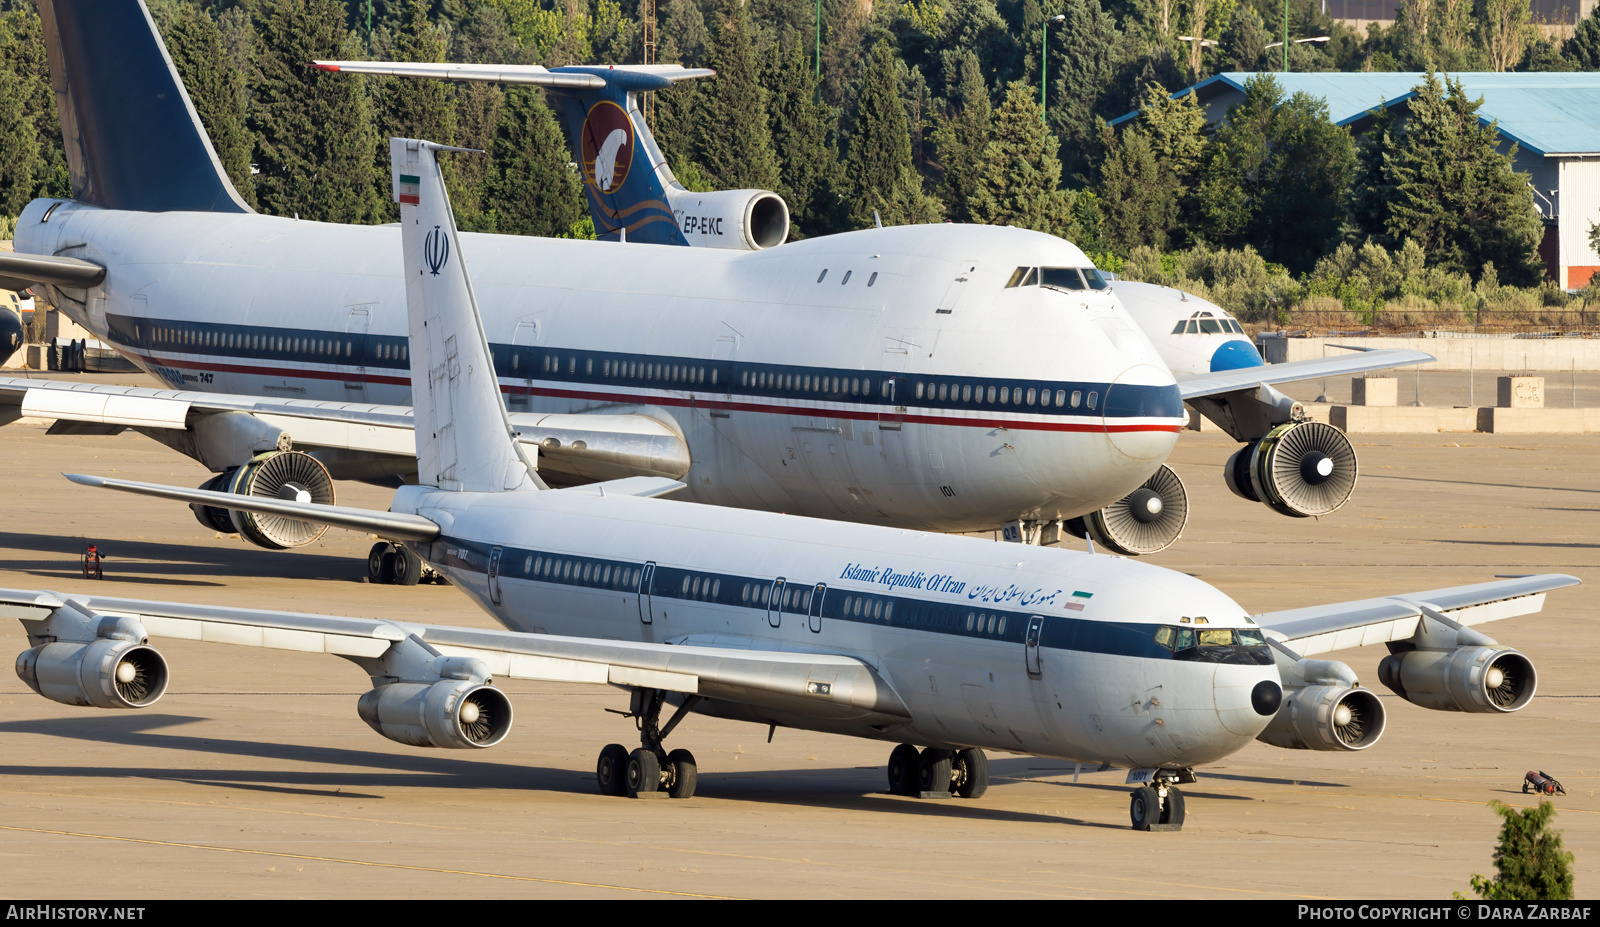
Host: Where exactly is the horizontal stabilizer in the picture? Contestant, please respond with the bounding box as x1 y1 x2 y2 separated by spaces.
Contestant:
64 473 440 541
1254 573 1580 656
557 476 685 498
0 251 105 292
312 61 715 91
1179 348 1435 400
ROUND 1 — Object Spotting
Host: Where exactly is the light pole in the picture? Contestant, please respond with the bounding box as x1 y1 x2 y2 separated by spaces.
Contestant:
1264 35 1330 72
1041 13 1064 124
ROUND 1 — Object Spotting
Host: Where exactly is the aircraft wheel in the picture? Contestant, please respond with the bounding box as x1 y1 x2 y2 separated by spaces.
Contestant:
666 748 698 799
953 748 989 799
917 748 953 794
886 743 920 796
626 748 661 797
596 743 628 796
1161 787 1186 829
368 542 395 584
1129 786 1159 831
392 546 423 586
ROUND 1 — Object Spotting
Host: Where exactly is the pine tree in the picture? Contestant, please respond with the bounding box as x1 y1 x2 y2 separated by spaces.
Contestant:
162 3 258 208
1095 122 1179 252
251 0 384 224
697 0 781 192
967 82 1074 236
2 7 67 205
1382 72 1544 285
843 43 940 227
766 39 843 238
1463 801 1575 900
1564 1 1600 69
483 87 584 238
0 13 41 218
1048 0 1123 183
1220 3 1269 70
1347 104 1401 248
373 0 458 220
934 49 992 224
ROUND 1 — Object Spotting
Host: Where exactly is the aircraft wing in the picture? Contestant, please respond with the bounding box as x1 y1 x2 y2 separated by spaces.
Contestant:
1252 574 1580 657
1178 348 1435 401
0 251 105 292
311 61 717 88
0 376 690 483
0 588 911 725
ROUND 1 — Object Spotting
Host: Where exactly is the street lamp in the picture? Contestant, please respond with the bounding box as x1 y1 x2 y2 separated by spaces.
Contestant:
1265 35 1330 72
1041 13 1064 124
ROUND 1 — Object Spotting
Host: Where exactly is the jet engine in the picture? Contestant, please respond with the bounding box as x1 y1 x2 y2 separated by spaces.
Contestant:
667 188 790 251
16 638 169 709
189 450 335 549
357 679 513 749
0 305 21 367
1225 421 1356 518
1257 684 1386 751
1377 646 1536 713
1064 464 1188 555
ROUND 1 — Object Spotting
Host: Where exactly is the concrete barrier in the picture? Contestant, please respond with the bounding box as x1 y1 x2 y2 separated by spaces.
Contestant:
1259 335 1600 371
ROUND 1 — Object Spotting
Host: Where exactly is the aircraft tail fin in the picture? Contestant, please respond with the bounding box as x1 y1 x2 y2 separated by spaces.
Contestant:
391 138 544 494
38 0 251 213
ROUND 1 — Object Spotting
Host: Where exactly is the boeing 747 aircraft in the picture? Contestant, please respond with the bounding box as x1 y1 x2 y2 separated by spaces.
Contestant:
7 139 1572 831
0 0 1429 575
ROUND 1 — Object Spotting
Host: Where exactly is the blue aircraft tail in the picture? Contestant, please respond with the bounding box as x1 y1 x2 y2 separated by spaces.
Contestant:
38 0 251 213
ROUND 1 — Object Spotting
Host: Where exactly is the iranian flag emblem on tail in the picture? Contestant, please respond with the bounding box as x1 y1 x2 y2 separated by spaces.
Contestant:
397 174 420 205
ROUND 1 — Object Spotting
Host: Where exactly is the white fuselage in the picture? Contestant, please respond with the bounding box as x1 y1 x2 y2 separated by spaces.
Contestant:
1116 281 1264 378
395 482 1279 769
16 199 1183 532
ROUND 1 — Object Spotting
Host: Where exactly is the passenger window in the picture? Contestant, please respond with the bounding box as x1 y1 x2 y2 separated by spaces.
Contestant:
986 386 996 403
817 269 828 283
868 272 878 286
1087 391 1098 410
966 612 975 631
916 382 925 399
842 270 852 285
1026 388 1036 404
1055 389 1066 406
961 385 972 402
524 556 533 574
712 579 721 597
1071 390 1081 408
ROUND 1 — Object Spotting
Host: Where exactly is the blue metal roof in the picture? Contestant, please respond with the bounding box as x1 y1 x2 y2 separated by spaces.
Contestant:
1110 72 1600 156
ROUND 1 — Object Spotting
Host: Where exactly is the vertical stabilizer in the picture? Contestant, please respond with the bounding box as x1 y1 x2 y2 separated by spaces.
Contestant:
392 138 543 494
38 0 251 213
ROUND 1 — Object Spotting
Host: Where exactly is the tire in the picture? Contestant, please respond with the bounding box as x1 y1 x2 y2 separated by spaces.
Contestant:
368 542 394 583
953 748 989 799
917 748 953 794
666 748 698 799
1160 787 1186 828
626 748 661 797
596 743 628 796
393 546 423 586
886 743 920 796
1129 786 1158 831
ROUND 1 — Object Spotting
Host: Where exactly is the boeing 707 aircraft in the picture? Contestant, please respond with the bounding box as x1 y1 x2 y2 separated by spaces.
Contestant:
7 139 1571 831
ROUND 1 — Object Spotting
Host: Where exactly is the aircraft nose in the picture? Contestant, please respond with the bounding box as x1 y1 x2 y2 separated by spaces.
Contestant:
1209 339 1264 372
1214 665 1281 737
1101 363 1182 463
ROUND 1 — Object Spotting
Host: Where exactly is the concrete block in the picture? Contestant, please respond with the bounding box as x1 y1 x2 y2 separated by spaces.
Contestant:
1480 407 1600 434
1330 406 1480 433
43 310 91 342
24 343 44 370
1351 377 1398 406
1497 376 1544 408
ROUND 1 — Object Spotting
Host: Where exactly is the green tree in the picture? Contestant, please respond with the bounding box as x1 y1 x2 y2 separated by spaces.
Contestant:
843 43 940 227
483 87 584 238
1195 73 1355 274
1095 122 1178 252
1478 0 1531 71
1461 801 1575 900
1381 72 1544 285
967 82 1074 235
251 0 385 223
163 3 258 208
1347 105 1401 248
0 14 42 218
1048 0 1123 183
1220 2 1269 70
1563 1 1600 69
697 0 781 192
373 1 458 220
0 7 68 210
933 49 992 224
766 40 843 238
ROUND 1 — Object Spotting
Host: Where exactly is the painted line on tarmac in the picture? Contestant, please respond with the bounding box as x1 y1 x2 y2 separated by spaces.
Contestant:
0 823 738 898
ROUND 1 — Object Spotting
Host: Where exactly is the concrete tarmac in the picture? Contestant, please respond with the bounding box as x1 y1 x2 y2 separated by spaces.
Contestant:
0 422 1595 899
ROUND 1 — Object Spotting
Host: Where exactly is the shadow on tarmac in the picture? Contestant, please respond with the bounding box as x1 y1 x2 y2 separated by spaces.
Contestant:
0 529 369 583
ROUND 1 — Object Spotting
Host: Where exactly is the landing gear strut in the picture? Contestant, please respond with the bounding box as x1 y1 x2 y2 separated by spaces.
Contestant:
886 744 989 799
1129 771 1188 831
596 688 702 799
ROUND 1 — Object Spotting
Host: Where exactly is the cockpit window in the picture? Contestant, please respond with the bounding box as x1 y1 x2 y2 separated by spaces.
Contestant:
1199 318 1224 334
1008 267 1104 291
1039 267 1086 291
1081 268 1108 290
1153 625 1271 664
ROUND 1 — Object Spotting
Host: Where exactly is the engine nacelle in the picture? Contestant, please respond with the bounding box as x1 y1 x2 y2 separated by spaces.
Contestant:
357 680 513 749
1257 684 1386 751
1225 420 1357 518
1378 646 1536 713
1063 463 1188 555
188 450 335 549
16 639 169 709
666 188 789 251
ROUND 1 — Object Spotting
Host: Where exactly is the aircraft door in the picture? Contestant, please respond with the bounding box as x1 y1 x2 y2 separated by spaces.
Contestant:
767 578 786 628
1025 616 1045 677
637 562 656 624
488 546 504 605
808 583 825 633
343 305 372 402
509 318 540 412
935 261 978 316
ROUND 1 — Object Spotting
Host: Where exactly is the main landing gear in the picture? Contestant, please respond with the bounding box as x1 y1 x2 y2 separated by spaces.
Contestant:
1129 771 1188 832
366 541 444 586
596 689 703 799
885 743 990 799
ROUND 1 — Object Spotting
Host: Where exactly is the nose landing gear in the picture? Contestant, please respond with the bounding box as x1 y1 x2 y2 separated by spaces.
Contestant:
1129 770 1189 831
596 688 703 799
